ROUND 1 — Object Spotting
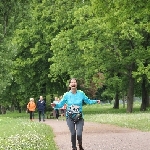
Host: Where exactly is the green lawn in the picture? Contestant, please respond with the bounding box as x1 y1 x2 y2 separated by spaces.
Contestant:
83 103 150 131
0 114 58 150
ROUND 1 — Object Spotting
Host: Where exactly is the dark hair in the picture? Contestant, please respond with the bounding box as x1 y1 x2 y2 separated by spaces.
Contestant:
69 78 77 83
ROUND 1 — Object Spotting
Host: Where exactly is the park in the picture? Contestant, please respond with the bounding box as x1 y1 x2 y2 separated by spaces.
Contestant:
0 0 150 149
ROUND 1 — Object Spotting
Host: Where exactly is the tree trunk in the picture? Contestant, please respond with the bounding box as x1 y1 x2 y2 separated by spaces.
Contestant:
140 76 149 111
0 105 2 114
146 90 149 107
16 102 21 113
122 94 126 108
126 64 135 113
113 92 119 109
10 104 15 112
1 106 6 114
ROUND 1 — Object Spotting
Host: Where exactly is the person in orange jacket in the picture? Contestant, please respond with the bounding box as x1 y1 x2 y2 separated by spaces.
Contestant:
27 98 36 121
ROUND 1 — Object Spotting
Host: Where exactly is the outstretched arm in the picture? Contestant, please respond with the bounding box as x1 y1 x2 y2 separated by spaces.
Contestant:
83 92 100 104
97 100 100 104
51 95 67 109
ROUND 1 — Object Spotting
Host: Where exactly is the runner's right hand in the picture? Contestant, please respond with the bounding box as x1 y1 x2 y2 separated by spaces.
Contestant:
51 103 56 107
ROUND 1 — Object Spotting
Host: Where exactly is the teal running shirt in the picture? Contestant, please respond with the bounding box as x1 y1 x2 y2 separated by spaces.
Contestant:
54 90 97 117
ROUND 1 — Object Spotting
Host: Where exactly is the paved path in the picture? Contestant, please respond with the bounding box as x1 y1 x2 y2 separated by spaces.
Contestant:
43 119 150 150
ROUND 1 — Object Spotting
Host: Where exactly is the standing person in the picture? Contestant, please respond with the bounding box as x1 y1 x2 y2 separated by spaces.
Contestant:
59 95 66 117
53 96 60 121
51 78 100 150
37 96 46 122
27 98 36 121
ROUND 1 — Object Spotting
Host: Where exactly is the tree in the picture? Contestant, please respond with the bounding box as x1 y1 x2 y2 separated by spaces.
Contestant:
0 0 27 111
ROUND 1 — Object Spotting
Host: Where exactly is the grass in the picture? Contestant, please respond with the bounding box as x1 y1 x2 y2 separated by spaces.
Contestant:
0 112 58 150
0 102 149 149
83 102 150 131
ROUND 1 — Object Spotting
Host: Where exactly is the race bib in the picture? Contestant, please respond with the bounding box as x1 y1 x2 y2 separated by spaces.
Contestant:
69 105 80 113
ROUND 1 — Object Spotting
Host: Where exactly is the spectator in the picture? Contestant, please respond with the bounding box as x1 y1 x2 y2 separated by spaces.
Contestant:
53 96 60 121
37 96 46 122
27 98 36 121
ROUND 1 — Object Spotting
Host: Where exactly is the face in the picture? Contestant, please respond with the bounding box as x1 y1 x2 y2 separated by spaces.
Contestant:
40 96 43 100
69 79 77 89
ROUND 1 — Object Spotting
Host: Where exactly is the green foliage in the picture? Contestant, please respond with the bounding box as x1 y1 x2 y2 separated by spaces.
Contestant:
11 0 54 100
1 0 150 113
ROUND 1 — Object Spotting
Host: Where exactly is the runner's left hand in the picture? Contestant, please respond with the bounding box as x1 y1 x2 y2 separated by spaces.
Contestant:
97 100 100 104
